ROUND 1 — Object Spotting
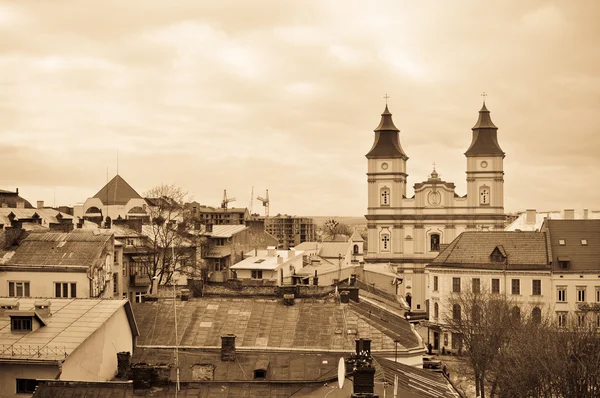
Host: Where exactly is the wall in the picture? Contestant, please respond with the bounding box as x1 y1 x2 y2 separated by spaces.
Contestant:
0 363 59 398
60 306 133 381
203 283 334 298
0 271 90 298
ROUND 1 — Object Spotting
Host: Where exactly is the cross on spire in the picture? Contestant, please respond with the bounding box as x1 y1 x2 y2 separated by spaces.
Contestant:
384 94 390 105
432 161 436 171
481 91 487 104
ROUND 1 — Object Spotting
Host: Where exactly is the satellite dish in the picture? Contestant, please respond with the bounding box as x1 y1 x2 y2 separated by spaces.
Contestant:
338 357 345 389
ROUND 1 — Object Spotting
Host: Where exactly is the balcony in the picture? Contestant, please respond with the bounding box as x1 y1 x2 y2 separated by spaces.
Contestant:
130 274 151 287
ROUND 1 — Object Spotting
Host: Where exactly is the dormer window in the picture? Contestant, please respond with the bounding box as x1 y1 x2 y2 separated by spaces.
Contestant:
490 246 506 263
11 316 32 331
558 257 570 269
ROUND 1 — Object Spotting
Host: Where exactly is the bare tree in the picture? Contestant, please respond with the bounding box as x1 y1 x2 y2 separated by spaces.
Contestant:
444 289 518 398
140 184 196 291
322 218 353 241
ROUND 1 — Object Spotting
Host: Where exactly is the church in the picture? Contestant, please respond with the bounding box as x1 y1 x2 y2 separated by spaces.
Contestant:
364 99 506 312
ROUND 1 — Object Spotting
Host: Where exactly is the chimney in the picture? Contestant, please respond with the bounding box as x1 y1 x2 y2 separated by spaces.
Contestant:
15 188 18 194
277 255 284 265
526 209 536 224
0 299 20 316
288 248 296 259
34 300 51 318
584 209 589 219
116 351 131 378
355 338 372 356
37 200 44 209
350 274 357 286
221 334 236 361
267 247 276 257
353 366 376 396
313 270 318 286
564 209 575 220
16 200 24 209
151 276 159 295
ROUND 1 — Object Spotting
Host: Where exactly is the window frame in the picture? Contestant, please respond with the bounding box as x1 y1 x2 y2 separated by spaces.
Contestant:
251 270 263 280
452 277 461 293
577 286 586 303
557 311 568 328
380 187 391 206
433 276 438 292
511 279 520 295
532 279 541 296
54 282 77 298
380 233 390 252
430 233 441 252
8 281 30 297
11 316 32 332
16 379 38 394
472 278 481 294
557 286 567 302
491 278 500 294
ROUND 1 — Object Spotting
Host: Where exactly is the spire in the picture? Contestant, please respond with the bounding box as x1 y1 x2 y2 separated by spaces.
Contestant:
465 100 504 157
366 104 407 159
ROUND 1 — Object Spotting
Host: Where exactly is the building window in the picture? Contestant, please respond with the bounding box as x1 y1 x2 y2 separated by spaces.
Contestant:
433 276 438 292
135 292 144 303
512 306 521 322
434 302 439 320
11 317 32 332
511 279 520 295
557 287 567 302
114 251 119 263
596 287 600 303
451 333 462 350
213 258 226 272
113 273 118 296
557 312 567 328
491 278 500 294
479 185 490 205
577 287 586 302
452 277 461 293
251 270 263 279
16 379 38 394
559 260 570 269
8 281 30 297
55 282 77 298
215 238 226 246
380 187 390 206
472 278 481 294
581 239 588 246
597 314 600 329
577 313 586 328
558 239 566 246
430 234 440 251
452 304 461 321
353 244 359 255
532 280 541 296
532 307 542 324
380 233 390 252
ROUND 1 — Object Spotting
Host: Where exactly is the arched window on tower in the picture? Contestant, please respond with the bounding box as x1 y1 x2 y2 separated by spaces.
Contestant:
479 185 491 205
430 233 441 252
380 233 390 252
353 244 359 255
380 187 390 206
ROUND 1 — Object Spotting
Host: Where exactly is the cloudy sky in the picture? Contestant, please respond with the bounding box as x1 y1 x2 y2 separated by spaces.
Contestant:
0 1 598 216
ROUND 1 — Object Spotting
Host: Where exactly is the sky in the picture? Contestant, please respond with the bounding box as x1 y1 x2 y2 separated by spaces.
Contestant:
0 1 599 216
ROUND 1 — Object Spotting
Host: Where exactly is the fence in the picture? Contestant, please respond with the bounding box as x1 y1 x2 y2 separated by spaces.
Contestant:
0 344 68 359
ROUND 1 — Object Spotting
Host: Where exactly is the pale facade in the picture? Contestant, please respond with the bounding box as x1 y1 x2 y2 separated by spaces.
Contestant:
230 248 305 284
365 102 506 311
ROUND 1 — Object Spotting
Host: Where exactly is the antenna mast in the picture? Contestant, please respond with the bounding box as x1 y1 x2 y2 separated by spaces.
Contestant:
249 186 254 214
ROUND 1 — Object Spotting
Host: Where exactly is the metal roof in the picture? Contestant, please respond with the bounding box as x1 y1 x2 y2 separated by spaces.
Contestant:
202 224 248 238
465 103 505 157
366 105 408 159
93 174 142 206
0 298 137 361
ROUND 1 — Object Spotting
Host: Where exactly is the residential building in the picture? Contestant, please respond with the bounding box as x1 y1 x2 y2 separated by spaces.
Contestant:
264 214 316 249
0 230 119 299
0 208 91 232
506 208 600 231
230 247 305 284
186 201 250 225
194 221 278 282
294 231 365 285
0 298 138 397
74 174 149 224
0 189 33 209
365 102 506 312
542 219 600 325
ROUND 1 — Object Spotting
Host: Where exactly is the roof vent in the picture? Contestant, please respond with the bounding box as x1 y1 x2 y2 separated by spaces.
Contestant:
0 299 19 316
34 300 51 318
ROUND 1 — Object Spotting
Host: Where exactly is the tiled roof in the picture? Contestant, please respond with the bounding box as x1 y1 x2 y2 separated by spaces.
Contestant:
0 208 74 228
506 209 600 232
133 297 399 351
0 298 136 360
544 219 600 271
431 231 550 270
4 230 111 268
93 174 142 205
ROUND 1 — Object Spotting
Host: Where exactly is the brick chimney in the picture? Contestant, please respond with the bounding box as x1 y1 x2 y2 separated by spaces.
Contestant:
221 334 236 361
352 366 376 396
37 200 44 209
355 338 371 356
526 209 536 224
116 351 131 378
564 209 575 220
584 209 589 219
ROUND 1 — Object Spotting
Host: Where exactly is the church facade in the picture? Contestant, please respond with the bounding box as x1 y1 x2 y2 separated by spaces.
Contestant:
364 101 506 312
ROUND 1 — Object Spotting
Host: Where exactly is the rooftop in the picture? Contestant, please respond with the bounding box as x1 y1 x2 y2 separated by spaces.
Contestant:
506 209 600 232
0 208 79 228
197 224 248 238
3 230 112 268
93 174 142 206
543 219 600 271
231 249 304 271
0 298 137 361
132 297 411 351
430 231 550 270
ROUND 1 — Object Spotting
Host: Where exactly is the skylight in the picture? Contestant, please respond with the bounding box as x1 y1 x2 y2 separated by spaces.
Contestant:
254 259 265 264
581 239 588 246
558 239 566 246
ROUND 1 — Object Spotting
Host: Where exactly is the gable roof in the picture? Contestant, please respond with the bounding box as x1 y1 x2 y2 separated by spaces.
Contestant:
543 219 600 271
430 231 550 270
350 231 364 242
4 230 112 268
93 175 142 206
0 299 137 361
319 242 350 258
